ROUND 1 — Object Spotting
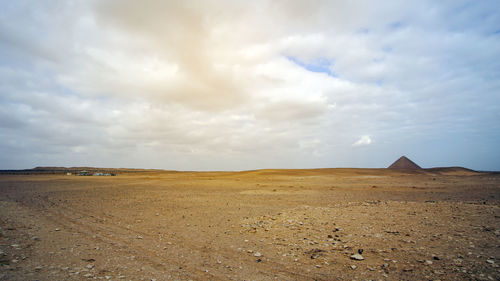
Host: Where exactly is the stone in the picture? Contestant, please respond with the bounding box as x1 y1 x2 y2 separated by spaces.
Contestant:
254 252 262 257
350 265 357 270
350 254 364 261
425 260 433 265
486 259 494 264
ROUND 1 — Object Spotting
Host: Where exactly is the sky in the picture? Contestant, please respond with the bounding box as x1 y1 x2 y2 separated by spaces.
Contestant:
0 0 499 171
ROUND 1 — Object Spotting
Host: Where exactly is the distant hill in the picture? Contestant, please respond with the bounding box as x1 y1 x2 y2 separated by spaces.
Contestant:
425 167 479 175
0 167 165 175
0 165 486 176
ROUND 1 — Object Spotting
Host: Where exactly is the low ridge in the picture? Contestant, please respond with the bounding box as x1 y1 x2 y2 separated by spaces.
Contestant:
388 156 422 169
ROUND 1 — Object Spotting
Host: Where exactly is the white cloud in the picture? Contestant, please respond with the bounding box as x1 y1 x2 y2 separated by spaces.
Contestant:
353 136 372 147
0 0 499 170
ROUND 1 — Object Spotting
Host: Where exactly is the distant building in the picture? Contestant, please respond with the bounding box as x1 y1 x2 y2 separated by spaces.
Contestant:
78 170 91 176
66 172 72 176
93 172 104 176
387 156 422 170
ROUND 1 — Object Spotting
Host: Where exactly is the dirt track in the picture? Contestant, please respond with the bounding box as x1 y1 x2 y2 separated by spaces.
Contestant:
0 169 499 280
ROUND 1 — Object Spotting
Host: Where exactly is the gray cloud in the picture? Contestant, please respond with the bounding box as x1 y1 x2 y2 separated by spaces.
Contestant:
0 0 499 170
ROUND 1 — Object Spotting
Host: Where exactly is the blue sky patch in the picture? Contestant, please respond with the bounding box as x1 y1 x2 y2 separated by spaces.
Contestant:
287 56 336 77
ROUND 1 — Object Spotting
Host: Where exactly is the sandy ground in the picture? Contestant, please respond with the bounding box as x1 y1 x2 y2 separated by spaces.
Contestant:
0 168 499 280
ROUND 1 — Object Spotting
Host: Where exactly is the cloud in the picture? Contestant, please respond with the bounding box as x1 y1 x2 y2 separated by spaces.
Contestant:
0 1 499 170
353 136 372 147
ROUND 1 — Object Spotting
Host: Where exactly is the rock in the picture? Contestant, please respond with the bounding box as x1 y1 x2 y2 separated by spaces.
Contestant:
55 228 60 231
358 249 363 254
425 260 433 265
83 273 93 278
254 252 262 257
350 265 357 270
86 264 94 269
350 254 364 261
403 267 413 272
137 235 143 239
486 259 494 264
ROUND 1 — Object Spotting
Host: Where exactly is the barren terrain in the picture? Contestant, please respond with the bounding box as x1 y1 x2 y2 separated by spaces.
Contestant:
0 168 499 280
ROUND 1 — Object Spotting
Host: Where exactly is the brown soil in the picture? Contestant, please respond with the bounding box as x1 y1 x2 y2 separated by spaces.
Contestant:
0 169 499 280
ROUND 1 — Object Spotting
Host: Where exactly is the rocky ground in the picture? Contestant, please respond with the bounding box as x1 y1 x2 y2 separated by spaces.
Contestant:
0 169 499 280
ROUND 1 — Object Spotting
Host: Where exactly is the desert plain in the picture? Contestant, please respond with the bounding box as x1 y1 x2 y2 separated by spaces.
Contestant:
0 168 499 280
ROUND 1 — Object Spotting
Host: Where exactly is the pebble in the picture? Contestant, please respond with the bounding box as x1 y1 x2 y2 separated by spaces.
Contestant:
425 260 433 265
350 254 364 261
254 252 262 257
86 264 94 269
55 228 60 231
83 273 93 278
350 265 357 270
486 259 494 264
